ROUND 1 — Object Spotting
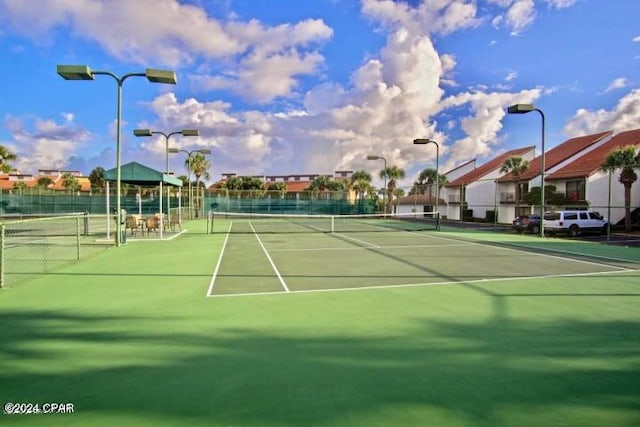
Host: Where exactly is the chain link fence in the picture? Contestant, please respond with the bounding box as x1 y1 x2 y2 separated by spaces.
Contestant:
0 214 112 288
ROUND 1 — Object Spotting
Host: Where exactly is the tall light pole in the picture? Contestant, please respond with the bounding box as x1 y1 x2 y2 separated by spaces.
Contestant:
133 129 199 220
168 148 212 219
367 155 387 214
507 103 545 238
133 129 200 176
413 139 440 230
57 65 176 246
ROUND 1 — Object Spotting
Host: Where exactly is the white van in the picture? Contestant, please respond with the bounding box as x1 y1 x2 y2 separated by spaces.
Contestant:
543 210 609 237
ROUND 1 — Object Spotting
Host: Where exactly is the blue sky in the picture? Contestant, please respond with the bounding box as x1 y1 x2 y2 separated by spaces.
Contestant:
0 0 638 187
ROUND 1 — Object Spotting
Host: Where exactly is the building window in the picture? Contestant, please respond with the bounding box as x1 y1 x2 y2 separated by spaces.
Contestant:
517 182 529 202
566 179 585 201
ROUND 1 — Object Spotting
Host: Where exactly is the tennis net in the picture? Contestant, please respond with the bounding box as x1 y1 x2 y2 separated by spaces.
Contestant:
210 211 440 234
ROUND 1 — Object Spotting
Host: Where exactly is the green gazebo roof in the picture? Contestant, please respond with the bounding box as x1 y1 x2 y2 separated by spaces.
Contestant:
104 161 183 187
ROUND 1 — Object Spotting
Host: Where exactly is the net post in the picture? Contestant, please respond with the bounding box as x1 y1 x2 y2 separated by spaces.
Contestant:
76 217 81 261
331 215 335 233
0 224 4 289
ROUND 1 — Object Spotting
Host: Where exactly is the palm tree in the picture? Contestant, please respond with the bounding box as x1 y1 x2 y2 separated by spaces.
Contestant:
36 176 53 190
350 170 372 201
88 166 106 191
186 153 211 217
411 168 448 201
61 173 81 192
0 146 17 173
13 181 28 194
307 175 332 191
267 181 287 198
601 145 640 231
380 166 405 213
500 156 529 215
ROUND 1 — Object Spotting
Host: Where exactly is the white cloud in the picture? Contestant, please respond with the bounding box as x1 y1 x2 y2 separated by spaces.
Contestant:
633 35 640 42
360 0 481 36
563 88 640 136
545 0 578 8
487 0 514 6
491 14 503 29
604 77 627 93
0 0 332 103
505 71 518 81
11 0 552 181
3 115 91 173
439 53 458 86
506 0 537 35
438 88 543 166
131 1 549 180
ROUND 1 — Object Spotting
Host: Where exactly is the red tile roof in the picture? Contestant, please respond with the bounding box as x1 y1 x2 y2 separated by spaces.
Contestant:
443 159 475 176
0 171 92 192
546 128 640 180
281 181 312 192
497 131 612 183
446 146 535 187
208 179 313 192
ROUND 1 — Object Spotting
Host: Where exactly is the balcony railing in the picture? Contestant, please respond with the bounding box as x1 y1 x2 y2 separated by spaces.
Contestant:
500 192 516 204
448 194 462 204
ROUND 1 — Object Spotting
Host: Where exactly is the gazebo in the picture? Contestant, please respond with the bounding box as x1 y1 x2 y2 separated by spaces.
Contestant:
104 161 183 240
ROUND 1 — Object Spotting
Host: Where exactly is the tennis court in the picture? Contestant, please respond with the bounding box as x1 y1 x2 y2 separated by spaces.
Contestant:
206 213 638 297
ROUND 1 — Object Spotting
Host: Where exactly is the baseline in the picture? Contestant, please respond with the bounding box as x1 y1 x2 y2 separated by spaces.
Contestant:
207 267 639 298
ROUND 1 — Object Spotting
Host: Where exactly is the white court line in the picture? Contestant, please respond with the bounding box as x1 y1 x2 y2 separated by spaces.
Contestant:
331 232 380 248
206 222 233 297
400 229 636 270
207 268 639 298
268 243 467 252
250 222 290 293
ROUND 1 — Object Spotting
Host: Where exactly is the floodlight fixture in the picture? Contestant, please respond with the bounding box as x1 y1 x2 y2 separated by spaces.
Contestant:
507 104 535 114
133 129 153 137
57 65 95 80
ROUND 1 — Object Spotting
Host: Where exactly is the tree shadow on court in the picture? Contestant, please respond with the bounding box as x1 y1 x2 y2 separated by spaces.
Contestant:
1 307 639 426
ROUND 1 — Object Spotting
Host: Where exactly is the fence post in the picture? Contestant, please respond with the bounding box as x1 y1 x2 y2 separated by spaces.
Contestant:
83 211 90 235
607 169 612 241
76 217 81 261
0 224 4 289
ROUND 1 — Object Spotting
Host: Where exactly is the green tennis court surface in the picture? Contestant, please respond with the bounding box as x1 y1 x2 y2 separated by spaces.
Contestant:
1 218 639 427
207 216 638 297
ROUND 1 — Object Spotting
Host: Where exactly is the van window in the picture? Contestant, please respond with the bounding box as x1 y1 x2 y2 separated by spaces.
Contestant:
564 212 578 220
544 212 560 220
589 212 603 220
579 212 588 220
